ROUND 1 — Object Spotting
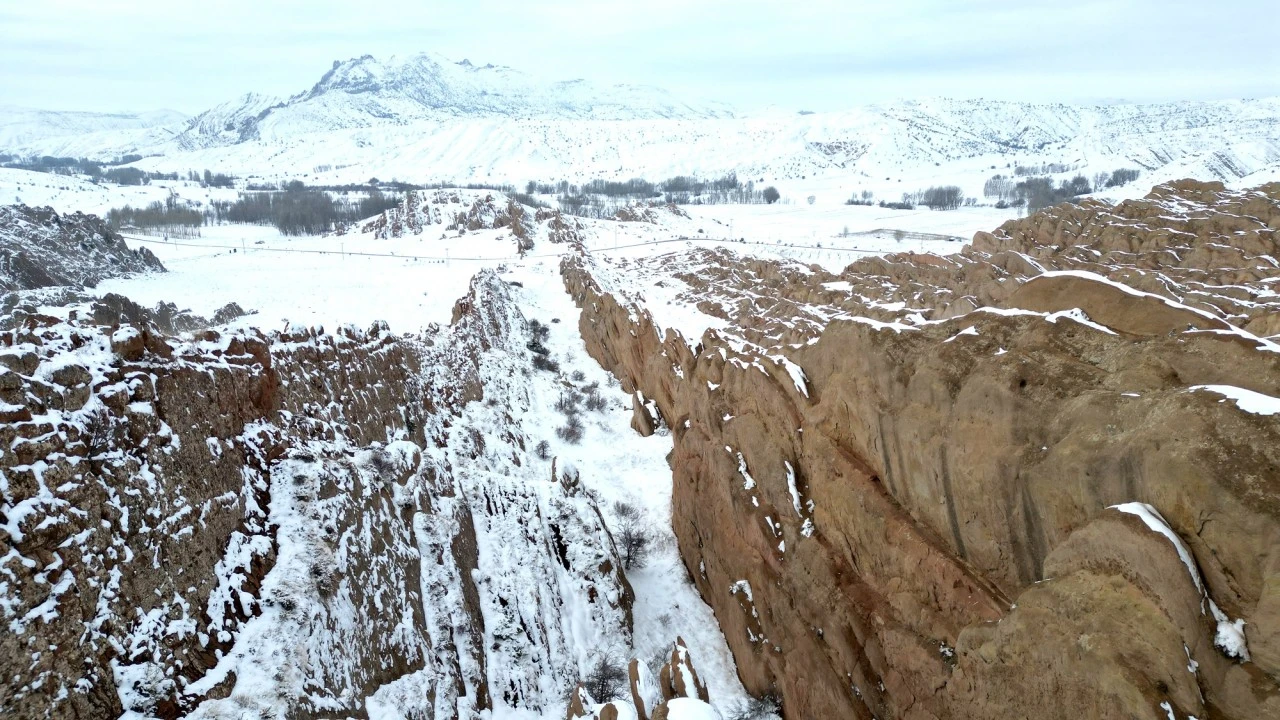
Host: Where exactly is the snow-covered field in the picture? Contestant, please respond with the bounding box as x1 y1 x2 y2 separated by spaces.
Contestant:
97 196 989 333
0 167 236 216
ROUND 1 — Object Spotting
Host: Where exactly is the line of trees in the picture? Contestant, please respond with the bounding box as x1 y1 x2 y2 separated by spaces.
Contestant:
984 168 1140 212
846 190 875 205
0 154 183 185
106 197 203 238
544 172 780 216
189 169 234 188
919 186 964 211
898 186 972 211
205 185 402 236
1013 162 1074 177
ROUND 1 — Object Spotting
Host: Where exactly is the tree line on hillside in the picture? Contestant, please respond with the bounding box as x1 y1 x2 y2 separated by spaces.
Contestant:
983 168 1141 212
0 154 182 184
0 154 256 189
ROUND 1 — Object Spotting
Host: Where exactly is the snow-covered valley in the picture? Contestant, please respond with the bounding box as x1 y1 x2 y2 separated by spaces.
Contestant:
4 41 1280 720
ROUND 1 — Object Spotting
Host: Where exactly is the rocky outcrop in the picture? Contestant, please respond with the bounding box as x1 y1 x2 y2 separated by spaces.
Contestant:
360 188 449 238
562 182 1280 719
360 188 582 252
0 204 164 291
564 640 714 720
540 206 586 245
614 202 689 224
1 273 634 718
657 638 709 704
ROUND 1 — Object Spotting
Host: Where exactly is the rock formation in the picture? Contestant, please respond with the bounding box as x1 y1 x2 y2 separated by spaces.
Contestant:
0 204 164 291
1 272 634 718
565 640 716 720
614 202 690 224
563 180 1280 719
360 188 582 252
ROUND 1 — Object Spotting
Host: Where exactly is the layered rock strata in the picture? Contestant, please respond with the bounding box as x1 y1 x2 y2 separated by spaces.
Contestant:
563 181 1280 719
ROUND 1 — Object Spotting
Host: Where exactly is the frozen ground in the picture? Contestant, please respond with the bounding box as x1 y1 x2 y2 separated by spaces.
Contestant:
98 195 991 331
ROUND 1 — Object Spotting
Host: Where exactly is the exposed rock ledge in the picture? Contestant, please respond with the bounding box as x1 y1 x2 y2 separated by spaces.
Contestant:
1 273 633 718
562 180 1280 719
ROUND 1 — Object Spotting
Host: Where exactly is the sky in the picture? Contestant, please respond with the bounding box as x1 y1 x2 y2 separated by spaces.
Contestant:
2 0 1278 114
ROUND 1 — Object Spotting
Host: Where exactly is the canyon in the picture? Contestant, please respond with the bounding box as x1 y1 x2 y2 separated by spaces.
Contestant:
2 180 1279 720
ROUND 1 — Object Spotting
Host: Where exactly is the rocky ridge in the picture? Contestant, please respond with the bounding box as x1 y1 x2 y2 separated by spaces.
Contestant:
562 180 1280 719
0 204 164 292
0 272 636 718
358 189 584 251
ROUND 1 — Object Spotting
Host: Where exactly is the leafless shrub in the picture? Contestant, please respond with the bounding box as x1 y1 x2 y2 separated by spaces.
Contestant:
556 415 585 444
612 501 652 570
583 654 629 702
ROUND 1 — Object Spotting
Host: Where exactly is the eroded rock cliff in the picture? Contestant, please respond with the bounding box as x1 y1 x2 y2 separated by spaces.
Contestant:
563 181 1280 719
0 204 164 291
1 273 634 718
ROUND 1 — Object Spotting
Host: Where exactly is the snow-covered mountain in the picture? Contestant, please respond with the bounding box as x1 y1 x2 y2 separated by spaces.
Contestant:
0 106 186 155
163 54 736 152
3 52 1278 199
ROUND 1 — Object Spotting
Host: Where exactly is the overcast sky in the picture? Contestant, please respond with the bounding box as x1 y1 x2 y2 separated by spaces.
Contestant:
3 0 1278 115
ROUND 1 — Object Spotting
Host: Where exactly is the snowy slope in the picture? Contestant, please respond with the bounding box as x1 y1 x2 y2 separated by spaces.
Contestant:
0 106 185 155
29 53 734 158
121 95 1280 202
5 53 1279 205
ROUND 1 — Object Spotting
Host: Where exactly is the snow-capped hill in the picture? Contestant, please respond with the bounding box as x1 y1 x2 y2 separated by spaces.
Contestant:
175 92 282 149
0 106 186 152
169 53 733 150
296 52 734 120
4 55 1278 200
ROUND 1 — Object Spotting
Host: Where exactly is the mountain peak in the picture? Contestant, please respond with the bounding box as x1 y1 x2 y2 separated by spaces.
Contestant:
163 51 736 149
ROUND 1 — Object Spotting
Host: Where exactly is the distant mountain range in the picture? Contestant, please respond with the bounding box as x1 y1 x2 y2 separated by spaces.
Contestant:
0 107 186 153
2 52 1278 196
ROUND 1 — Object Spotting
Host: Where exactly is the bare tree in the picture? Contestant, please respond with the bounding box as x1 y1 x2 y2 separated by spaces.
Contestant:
583 654 629 701
921 185 964 211
612 501 653 570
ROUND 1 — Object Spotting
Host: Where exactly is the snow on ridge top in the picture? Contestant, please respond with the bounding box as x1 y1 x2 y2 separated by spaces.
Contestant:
0 106 188 149
299 52 735 120
1189 385 1280 416
169 51 736 149
1036 270 1224 323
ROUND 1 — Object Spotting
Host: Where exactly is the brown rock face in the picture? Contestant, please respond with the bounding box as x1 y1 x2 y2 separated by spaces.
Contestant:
0 204 165 291
562 182 1280 719
658 637 711 704
2 272 635 719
